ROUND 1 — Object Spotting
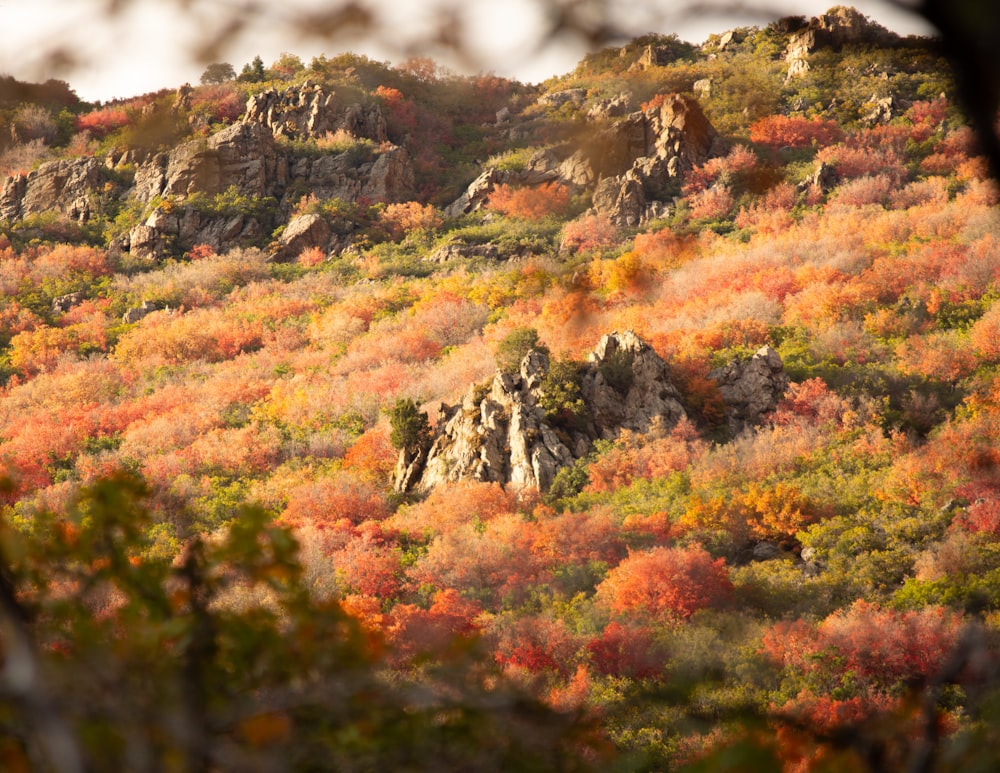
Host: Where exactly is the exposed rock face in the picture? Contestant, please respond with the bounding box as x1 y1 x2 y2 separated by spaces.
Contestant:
134 121 285 203
52 291 85 314
587 93 634 121
590 95 721 226
710 346 790 436
863 95 900 125
286 144 414 207
244 81 388 143
447 94 720 227
536 89 587 109
785 6 899 79
397 331 687 494
274 213 331 260
127 206 265 259
426 241 500 263
628 44 675 72
444 167 507 218
122 300 159 324
0 157 107 221
123 92 413 258
582 331 686 439
800 161 839 193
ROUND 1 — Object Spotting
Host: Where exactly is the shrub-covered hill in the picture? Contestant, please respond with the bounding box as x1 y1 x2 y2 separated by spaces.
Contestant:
2 5 1000 770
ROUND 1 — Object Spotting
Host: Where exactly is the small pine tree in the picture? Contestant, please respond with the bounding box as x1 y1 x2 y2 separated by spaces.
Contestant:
238 56 266 83
539 358 588 429
388 398 430 451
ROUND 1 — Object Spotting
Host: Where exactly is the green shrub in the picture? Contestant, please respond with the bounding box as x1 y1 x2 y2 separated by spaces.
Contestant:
387 398 431 450
540 357 588 428
496 326 548 373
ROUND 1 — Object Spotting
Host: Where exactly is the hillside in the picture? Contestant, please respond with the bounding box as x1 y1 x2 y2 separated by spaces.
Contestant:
1 5 1000 770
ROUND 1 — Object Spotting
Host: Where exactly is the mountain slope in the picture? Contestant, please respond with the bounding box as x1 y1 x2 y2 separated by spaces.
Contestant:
0 6 999 771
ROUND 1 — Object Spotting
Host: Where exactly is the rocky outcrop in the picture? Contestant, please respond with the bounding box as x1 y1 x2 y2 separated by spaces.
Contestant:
590 95 721 226
396 331 687 494
125 105 414 258
52 291 85 314
800 161 839 193
785 6 899 79
447 93 720 227
628 44 675 72
587 94 634 121
0 157 108 222
244 81 388 143
127 206 266 259
288 145 414 207
582 331 686 439
710 346 790 436
536 89 587 110
426 241 500 263
122 300 159 324
134 121 285 203
863 95 900 125
395 334 794 494
444 167 507 218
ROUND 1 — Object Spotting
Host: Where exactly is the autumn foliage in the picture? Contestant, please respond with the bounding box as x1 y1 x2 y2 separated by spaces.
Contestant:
596 545 732 620
3 22 1000 773
488 182 571 220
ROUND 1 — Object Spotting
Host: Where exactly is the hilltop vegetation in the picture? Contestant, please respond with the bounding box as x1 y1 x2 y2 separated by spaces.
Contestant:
1 6 1000 770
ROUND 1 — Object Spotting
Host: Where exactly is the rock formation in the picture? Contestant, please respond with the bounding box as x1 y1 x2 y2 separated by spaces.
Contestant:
444 168 507 218
134 121 285 204
710 346 790 436
0 157 110 222
784 6 899 79
396 334 792 494
446 93 721 226
395 331 687 494
244 81 388 143
122 85 413 258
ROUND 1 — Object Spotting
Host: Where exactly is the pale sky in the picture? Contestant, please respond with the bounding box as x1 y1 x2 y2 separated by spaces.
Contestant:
2 0 933 103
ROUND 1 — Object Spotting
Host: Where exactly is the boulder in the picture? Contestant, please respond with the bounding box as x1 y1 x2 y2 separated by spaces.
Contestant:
274 213 331 261
51 291 85 314
444 167 507 218
426 241 500 263
122 300 159 324
709 345 790 435
799 161 838 193
863 95 898 125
